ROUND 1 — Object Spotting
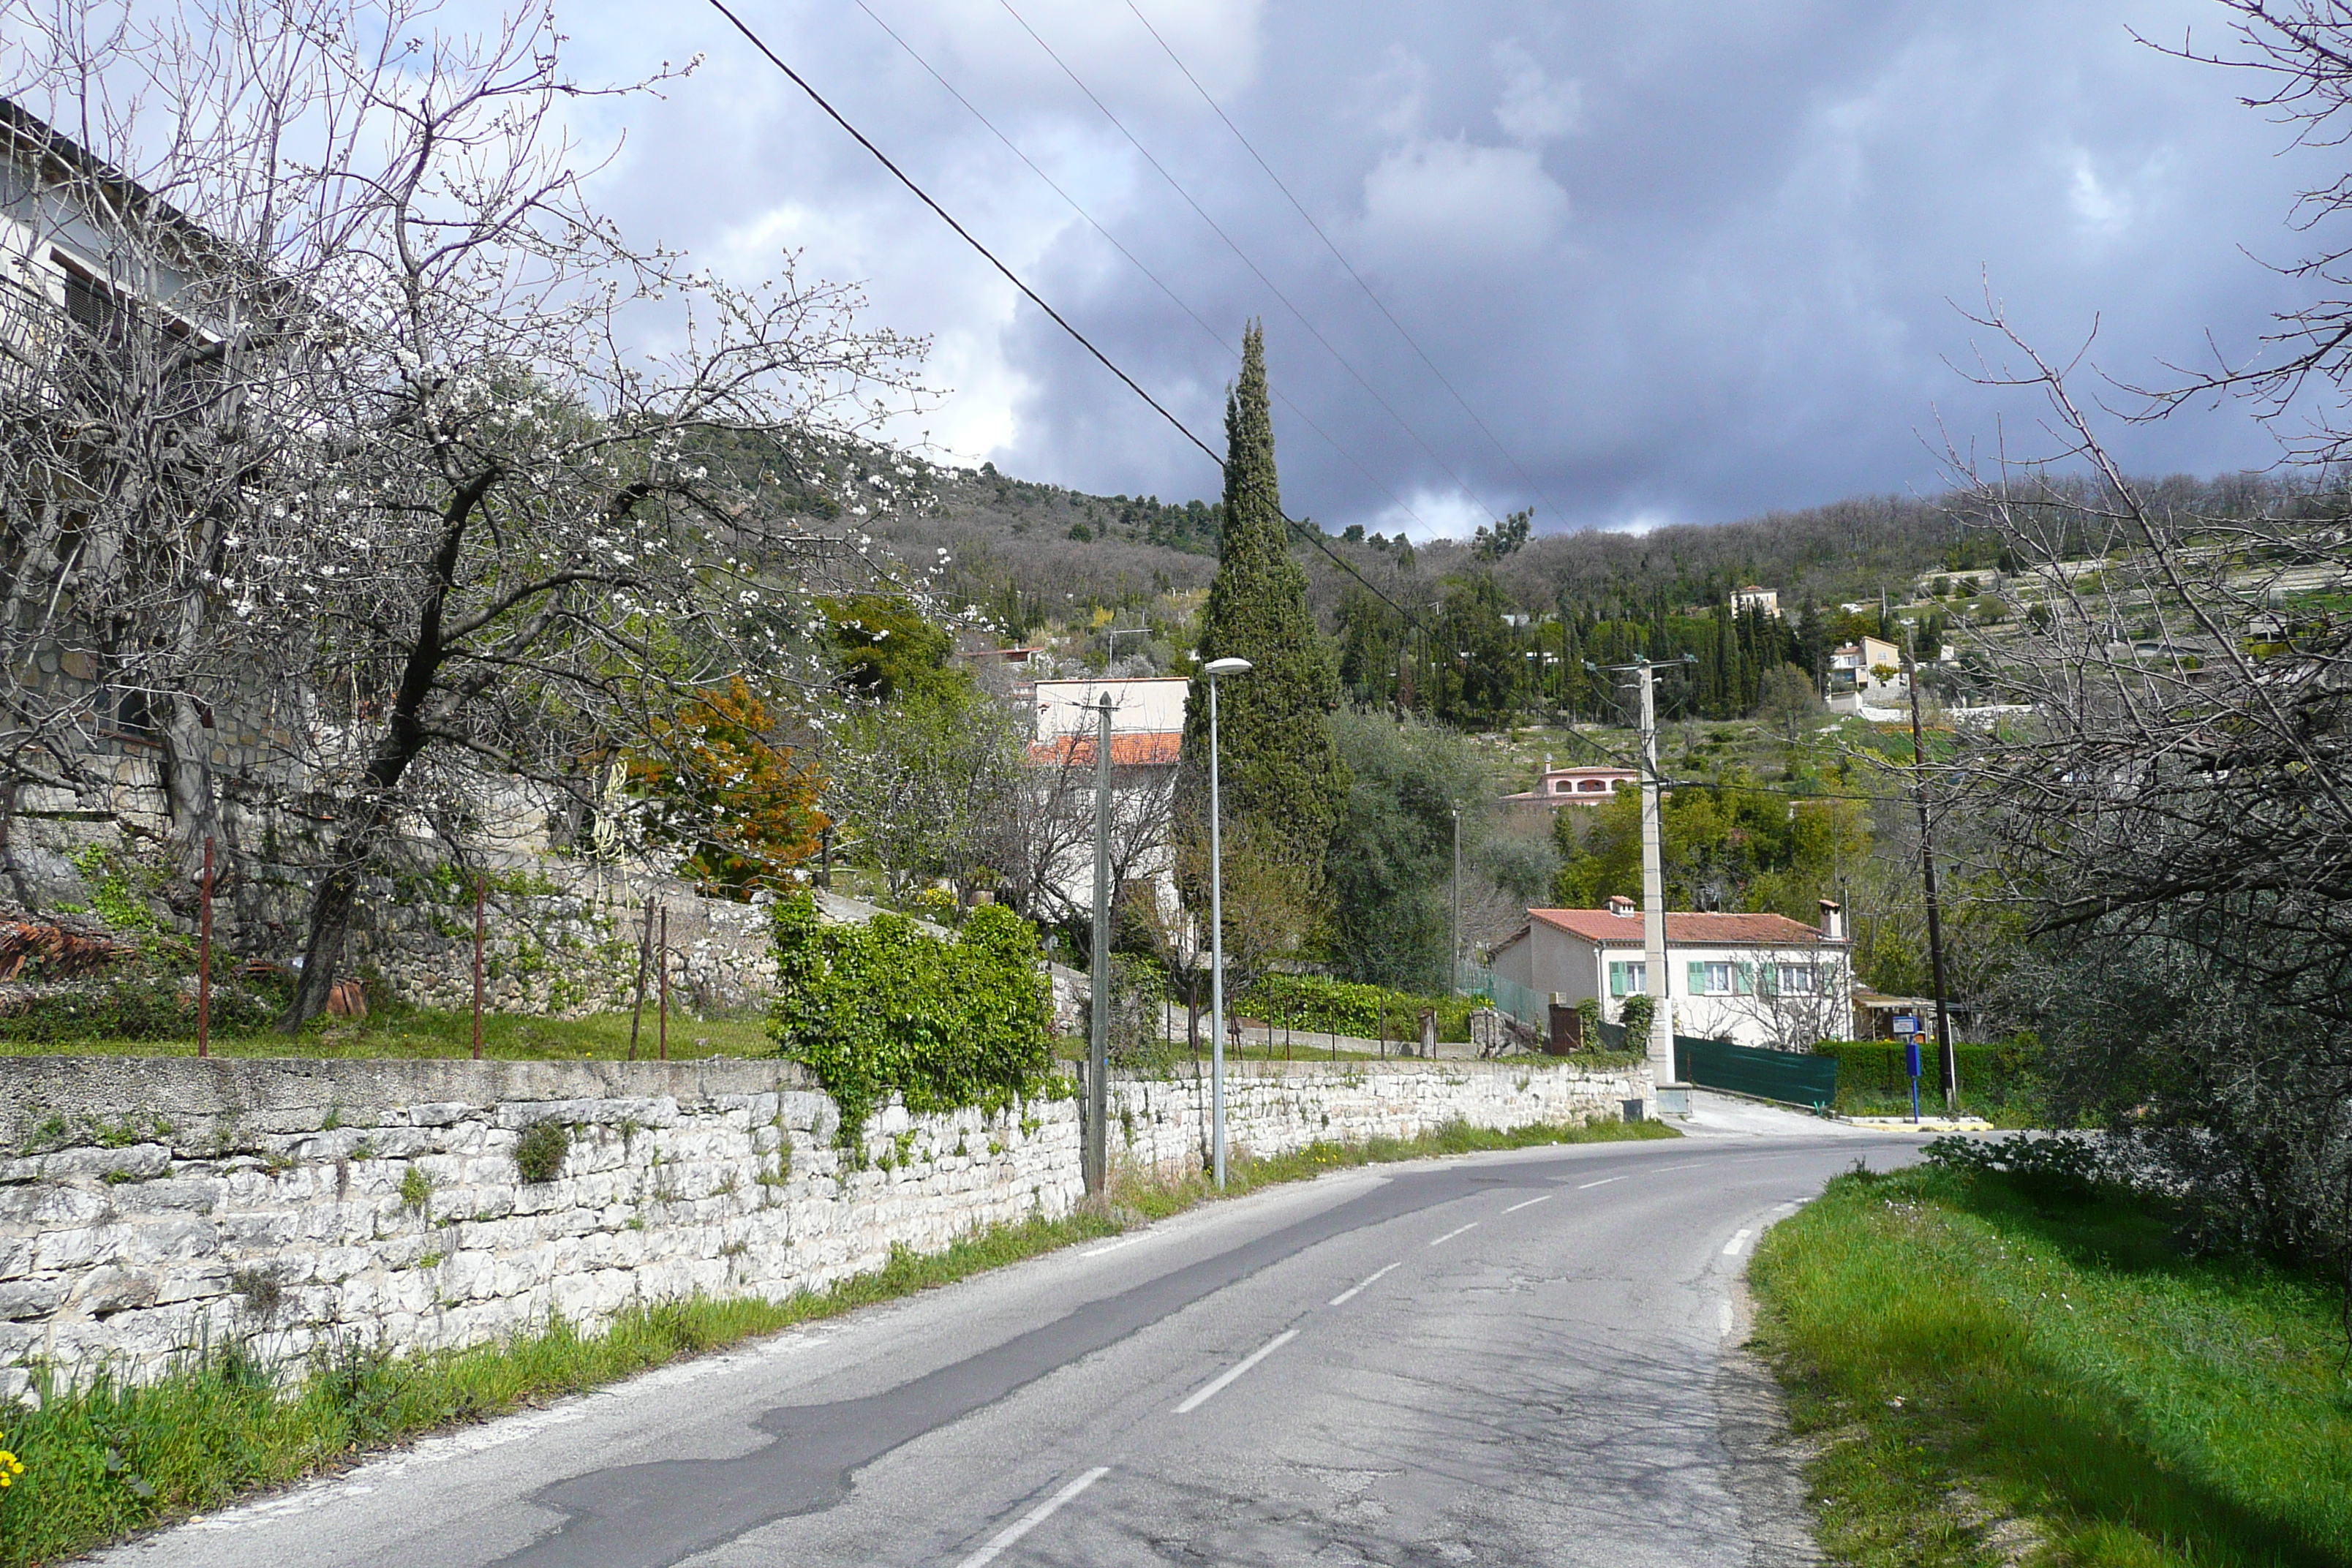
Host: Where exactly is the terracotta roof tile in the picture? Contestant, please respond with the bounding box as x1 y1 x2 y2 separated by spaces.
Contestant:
1025 731 1183 768
1529 908 1838 946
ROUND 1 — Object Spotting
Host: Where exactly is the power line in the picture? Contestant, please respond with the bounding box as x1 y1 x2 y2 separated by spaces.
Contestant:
1120 0 1573 532
702 0 1435 636
992 0 1515 534
848 0 1444 542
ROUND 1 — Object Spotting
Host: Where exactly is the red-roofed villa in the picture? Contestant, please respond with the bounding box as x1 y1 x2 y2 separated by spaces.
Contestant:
1489 897 1855 1049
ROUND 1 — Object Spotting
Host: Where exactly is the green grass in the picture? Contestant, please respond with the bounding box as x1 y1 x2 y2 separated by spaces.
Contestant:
0 1111 1667 1562
1750 1161 2352 1567
0 1002 773 1061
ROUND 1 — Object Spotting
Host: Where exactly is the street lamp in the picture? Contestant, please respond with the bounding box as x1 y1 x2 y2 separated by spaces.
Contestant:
1202 655 1253 1188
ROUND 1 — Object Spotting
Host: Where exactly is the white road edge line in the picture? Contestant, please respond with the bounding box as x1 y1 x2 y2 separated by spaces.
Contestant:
1428 1222 1479 1248
953 1466 1112 1568
1330 1262 1401 1306
1722 1228 1754 1256
1175 1330 1300 1414
1079 1237 1139 1258
1576 1175 1625 1191
1503 1194 1554 1213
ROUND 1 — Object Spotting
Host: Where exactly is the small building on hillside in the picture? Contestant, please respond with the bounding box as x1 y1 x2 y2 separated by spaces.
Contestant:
1499 764 1639 815
1825 635 1906 714
1489 897 1855 1049
1732 585 1781 619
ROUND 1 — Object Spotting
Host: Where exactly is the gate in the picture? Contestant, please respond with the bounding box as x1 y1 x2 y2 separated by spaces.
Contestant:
1673 1036 1839 1110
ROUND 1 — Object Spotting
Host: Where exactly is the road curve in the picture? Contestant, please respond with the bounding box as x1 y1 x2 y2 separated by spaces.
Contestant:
99 1117 1920 1568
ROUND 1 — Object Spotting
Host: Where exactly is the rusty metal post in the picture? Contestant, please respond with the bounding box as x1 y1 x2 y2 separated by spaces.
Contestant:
472 872 486 1060
627 894 655 1060
657 905 669 1062
197 837 213 1058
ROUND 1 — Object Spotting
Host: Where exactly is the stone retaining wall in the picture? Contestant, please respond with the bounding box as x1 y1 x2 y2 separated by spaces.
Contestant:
0 1053 1652 1401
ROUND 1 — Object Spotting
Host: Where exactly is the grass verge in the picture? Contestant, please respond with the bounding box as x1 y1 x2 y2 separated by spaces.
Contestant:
0 1113 1668 1563
1749 1159 2352 1567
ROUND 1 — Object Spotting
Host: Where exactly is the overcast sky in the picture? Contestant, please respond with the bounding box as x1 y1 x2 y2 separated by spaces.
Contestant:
547 0 2331 538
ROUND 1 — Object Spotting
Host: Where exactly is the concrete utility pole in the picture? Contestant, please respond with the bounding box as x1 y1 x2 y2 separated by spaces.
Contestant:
1087 694 1112 1195
1904 652 1960 1115
1202 657 1254 1189
1635 657 1675 1093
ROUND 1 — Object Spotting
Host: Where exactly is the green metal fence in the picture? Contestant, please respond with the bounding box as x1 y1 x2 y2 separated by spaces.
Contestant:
1673 1035 1840 1109
1456 963 1548 1026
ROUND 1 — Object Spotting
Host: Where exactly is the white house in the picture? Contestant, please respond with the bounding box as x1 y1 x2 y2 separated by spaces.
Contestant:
1018 677 1187 925
1030 676 1189 741
1732 585 1782 619
1825 635 1907 714
1489 897 1854 1049
1499 764 1637 815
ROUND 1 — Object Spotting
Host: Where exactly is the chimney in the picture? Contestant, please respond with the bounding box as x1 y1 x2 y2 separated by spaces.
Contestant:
1818 899 1844 941
1607 895 1636 918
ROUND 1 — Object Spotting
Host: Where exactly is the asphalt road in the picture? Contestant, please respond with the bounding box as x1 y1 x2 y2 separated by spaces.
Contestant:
101 1102 1922 1568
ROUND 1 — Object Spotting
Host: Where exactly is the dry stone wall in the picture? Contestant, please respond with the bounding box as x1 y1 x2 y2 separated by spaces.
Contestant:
1103 1058 1651 1179
0 1054 1651 1401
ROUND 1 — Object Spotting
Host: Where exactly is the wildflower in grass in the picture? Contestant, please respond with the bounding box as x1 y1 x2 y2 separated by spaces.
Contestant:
0 1433 20 1485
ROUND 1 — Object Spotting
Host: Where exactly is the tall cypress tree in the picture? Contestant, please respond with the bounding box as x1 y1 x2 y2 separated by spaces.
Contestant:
1181 323 1346 871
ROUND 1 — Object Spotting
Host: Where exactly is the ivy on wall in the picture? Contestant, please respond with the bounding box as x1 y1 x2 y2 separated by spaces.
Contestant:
767 893 1056 1150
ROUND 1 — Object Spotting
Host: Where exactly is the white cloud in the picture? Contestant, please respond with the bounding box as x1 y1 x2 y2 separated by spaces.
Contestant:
1355 45 1431 139
1493 40 1582 144
1358 137 1570 264
1596 508 1676 537
1366 489 1488 543
875 0 1264 110
2068 148 2133 234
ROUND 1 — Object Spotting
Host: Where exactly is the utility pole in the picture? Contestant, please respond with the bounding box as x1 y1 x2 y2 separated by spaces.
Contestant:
1087 693 1112 1195
1450 805 1462 995
1635 657 1674 1093
1904 651 1959 1114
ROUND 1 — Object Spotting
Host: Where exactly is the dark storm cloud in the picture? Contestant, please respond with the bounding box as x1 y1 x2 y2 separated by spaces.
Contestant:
554 1 2326 536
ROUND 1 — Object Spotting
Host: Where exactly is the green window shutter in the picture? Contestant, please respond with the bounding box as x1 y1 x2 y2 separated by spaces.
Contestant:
1687 961 1707 995
1608 962 1624 997
1736 962 1755 995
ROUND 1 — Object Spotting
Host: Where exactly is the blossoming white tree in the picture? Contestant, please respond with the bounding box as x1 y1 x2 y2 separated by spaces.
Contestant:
0 1 927 1024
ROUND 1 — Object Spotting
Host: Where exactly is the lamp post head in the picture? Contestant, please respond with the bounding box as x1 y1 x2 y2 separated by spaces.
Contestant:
1202 657 1254 677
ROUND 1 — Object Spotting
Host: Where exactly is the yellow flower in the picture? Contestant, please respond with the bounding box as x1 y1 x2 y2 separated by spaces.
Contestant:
0 1436 20 1486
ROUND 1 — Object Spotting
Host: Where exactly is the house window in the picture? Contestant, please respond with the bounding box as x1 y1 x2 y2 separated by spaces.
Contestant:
1608 960 1646 997
1775 964 1819 995
1688 961 1753 996
1579 779 1606 792
63 267 124 336
1553 780 1571 793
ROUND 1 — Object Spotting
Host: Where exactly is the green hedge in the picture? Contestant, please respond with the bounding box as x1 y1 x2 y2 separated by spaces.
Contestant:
1242 974 1474 1041
767 893 1057 1152
1809 1036 2039 1112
